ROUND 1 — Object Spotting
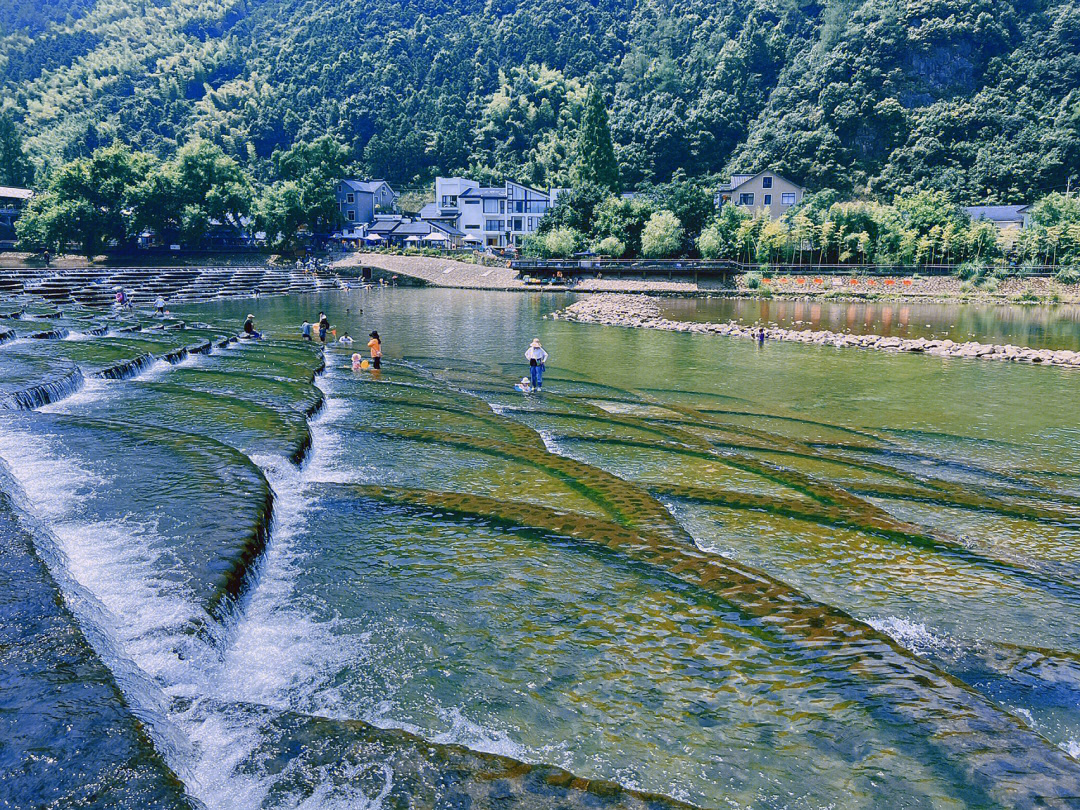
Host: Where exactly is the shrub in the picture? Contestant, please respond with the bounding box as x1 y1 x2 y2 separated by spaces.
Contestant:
1014 287 1040 303
641 210 684 258
1055 266 1080 284
956 260 985 280
594 235 626 257
744 271 762 289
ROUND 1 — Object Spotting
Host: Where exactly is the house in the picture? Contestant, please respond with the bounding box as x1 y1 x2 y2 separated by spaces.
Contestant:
384 219 464 249
426 177 562 248
336 180 398 226
716 171 803 219
965 205 1030 231
0 186 33 243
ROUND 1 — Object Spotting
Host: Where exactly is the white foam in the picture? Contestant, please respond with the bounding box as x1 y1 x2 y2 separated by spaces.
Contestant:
1065 739 1080 760
39 374 109 413
868 616 948 654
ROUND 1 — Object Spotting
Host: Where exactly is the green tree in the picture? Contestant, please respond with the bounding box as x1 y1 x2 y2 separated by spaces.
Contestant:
171 141 253 246
254 181 307 249
537 182 607 235
591 195 654 256
18 144 151 257
641 210 683 258
272 135 349 232
594 235 626 256
544 226 584 257
645 173 714 246
0 112 34 187
571 85 619 192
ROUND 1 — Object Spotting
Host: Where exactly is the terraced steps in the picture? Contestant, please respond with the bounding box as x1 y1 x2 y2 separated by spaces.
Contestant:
0 265 338 308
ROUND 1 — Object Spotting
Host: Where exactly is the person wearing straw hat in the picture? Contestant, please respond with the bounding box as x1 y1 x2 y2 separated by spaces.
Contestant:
525 338 548 392
243 314 261 339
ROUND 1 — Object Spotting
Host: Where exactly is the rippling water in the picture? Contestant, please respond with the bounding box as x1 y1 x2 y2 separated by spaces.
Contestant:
2 288 1080 809
661 296 1080 350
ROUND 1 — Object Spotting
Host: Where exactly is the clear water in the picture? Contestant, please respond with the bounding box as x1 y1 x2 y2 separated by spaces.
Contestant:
661 296 1080 350
2 287 1080 809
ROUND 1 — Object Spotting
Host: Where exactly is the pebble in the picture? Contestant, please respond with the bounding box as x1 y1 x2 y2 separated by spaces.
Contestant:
553 294 1080 369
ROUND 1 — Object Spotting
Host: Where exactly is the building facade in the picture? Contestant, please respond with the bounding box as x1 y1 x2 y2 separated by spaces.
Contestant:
964 205 1030 231
336 180 397 226
0 186 33 244
716 171 803 220
428 177 562 248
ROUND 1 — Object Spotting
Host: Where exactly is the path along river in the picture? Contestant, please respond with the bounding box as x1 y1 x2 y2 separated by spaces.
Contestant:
2 287 1080 809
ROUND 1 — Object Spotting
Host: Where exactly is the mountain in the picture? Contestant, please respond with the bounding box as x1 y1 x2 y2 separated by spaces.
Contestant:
2 0 1079 202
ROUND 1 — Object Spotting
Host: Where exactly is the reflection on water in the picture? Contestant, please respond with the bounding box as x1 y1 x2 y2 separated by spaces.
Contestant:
661 297 1080 350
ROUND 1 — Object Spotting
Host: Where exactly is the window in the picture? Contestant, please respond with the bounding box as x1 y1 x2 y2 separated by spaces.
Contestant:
485 219 503 231
464 224 479 230
763 195 772 205
782 192 796 205
512 217 524 232
347 193 355 204
483 198 501 214
441 195 458 207
739 193 754 206
464 199 479 205
347 211 355 221
762 176 773 189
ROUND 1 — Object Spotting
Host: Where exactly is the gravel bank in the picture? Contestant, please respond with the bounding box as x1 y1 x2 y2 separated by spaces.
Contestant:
553 294 1080 368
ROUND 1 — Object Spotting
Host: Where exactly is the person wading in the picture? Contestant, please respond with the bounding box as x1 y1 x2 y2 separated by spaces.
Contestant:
367 331 382 369
318 312 330 343
525 338 548 392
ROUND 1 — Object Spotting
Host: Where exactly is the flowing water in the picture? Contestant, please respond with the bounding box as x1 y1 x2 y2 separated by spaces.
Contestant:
2 288 1080 809
661 296 1080 350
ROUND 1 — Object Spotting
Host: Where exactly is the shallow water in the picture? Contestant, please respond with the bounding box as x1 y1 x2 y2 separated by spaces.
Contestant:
661 296 1080 350
3 287 1080 809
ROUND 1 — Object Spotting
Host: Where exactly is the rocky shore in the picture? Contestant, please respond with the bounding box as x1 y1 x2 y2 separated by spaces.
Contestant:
553 294 1080 368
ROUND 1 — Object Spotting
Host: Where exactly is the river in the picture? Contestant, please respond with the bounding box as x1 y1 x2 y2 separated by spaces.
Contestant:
2 287 1079 809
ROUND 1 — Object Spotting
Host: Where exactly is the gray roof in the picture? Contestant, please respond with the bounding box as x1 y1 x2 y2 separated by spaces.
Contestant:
0 186 33 200
389 221 435 236
718 171 801 192
459 186 506 198
367 218 405 234
965 205 1029 222
429 221 464 237
342 179 394 195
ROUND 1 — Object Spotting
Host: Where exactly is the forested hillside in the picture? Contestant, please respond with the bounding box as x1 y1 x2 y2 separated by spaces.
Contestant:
2 0 1079 202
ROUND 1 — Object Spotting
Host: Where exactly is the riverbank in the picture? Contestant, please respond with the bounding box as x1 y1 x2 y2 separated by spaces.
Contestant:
335 252 1080 303
553 293 1080 368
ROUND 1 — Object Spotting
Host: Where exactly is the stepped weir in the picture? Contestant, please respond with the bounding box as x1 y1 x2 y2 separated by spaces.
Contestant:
2 285 1080 809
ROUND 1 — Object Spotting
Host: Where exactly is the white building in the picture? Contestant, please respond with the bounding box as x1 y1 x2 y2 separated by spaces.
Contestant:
426 177 563 248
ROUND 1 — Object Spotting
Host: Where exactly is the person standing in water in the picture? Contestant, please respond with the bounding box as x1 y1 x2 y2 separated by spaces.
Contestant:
318 312 330 343
155 295 166 316
367 331 382 369
525 338 548 392
301 320 312 341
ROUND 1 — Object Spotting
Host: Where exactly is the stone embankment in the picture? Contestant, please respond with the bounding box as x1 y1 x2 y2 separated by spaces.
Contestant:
553 294 1080 368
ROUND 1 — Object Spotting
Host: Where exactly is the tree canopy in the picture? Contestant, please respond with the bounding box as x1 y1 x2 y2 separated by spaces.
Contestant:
2 0 1078 200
